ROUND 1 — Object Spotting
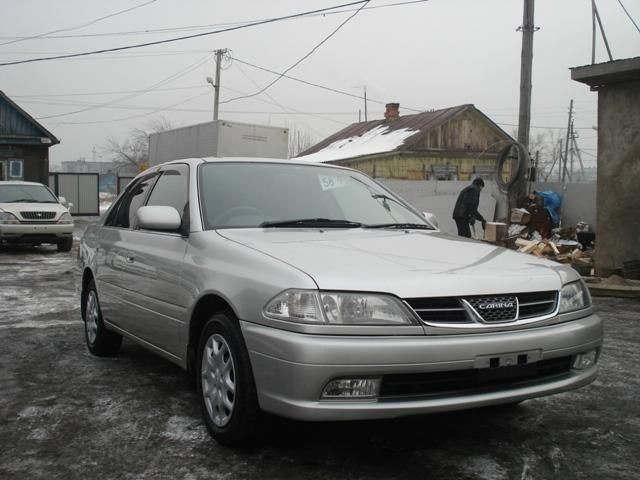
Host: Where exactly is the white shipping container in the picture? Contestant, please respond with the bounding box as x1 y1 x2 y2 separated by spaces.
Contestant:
148 120 289 165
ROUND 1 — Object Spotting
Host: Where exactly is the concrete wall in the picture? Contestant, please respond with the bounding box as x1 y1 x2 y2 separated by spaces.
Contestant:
379 179 596 236
532 182 597 229
379 180 498 235
596 79 640 275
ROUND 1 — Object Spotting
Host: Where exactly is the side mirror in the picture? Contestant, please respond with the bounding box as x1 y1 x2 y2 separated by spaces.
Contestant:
136 205 181 231
59 196 67 205
423 212 439 228
67 202 74 211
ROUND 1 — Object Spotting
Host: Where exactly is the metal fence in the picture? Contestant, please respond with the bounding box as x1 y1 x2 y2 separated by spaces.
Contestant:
117 176 135 194
48 172 100 216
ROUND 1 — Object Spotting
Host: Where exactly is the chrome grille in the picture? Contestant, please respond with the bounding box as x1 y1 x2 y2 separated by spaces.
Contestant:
404 297 469 323
20 211 56 220
517 291 558 319
404 291 558 326
464 295 518 323
19 221 58 225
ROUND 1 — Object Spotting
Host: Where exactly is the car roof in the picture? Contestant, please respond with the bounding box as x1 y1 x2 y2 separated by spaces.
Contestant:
126 157 355 186
150 156 352 170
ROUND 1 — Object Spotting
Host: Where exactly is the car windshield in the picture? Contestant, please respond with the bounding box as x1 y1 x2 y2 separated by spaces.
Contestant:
199 162 431 229
0 184 59 203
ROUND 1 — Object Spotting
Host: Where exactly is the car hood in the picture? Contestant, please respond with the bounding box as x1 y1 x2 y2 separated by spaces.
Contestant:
217 229 576 298
0 202 65 211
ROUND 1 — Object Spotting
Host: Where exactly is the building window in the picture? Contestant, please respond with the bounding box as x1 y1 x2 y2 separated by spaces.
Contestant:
9 159 24 179
431 164 459 181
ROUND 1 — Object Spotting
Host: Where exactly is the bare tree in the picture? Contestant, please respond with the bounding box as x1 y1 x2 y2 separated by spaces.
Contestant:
288 126 316 158
510 129 565 181
102 116 175 170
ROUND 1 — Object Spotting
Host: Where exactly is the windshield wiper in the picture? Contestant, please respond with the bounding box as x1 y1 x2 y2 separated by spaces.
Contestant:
260 218 363 228
365 222 435 230
10 198 39 203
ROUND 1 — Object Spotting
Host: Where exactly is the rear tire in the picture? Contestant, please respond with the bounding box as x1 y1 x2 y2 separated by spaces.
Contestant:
197 312 260 447
83 280 122 356
57 236 73 252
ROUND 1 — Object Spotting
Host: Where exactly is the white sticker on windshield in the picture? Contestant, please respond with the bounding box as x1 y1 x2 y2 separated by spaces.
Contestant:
318 174 348 191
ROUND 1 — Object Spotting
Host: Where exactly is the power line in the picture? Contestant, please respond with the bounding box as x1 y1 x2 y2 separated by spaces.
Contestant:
0 1 431 42
54 91 212 125
35 54 211 120
22 97 359 116
220 1 370 105
46 81 351 127
232 61 340 137
229 56 424 113
12 84 206 98
496 121 597 131
617 0 640 33
0 0 158 48
0 1 368 67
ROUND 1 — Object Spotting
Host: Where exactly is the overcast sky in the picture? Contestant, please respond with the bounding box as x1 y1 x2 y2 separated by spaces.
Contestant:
1 0 638 168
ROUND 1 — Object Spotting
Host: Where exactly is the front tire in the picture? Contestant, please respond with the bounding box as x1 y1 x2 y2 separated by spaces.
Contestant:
57 236 73 252
83 280 122 356
197 312 260 447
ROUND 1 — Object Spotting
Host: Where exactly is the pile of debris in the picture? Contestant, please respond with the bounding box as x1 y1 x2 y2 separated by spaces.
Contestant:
506 205 595 275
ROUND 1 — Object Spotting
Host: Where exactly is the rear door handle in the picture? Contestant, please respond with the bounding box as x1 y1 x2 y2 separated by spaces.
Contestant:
125 256 135 264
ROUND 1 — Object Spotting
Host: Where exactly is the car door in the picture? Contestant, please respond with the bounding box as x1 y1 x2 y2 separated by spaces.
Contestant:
113 164 191 357
96 172 160 335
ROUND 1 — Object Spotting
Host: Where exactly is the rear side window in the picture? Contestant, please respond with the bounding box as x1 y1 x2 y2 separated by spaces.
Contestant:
105 174 157 228
145 164 189 219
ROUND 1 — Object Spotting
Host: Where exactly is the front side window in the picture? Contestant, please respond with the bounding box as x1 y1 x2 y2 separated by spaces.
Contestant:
0 184 58 203
145 164 189 218
198 162 428 229
105 174 157 228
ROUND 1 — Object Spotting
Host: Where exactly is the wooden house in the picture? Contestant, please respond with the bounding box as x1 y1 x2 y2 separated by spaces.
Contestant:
297 103 513 181
0 90 59 184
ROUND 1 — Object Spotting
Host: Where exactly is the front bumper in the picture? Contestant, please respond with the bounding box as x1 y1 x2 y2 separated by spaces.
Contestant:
0 223 74 243
241 313 603 421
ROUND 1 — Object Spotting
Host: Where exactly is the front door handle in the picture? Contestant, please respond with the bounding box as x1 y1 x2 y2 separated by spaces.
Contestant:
125 256 135 264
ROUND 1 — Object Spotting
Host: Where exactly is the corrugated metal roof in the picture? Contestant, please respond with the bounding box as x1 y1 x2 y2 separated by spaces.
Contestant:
298 104 508 158
0 90 59 145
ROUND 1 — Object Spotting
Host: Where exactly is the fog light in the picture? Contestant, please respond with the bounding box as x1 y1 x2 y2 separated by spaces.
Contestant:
322 378 381 399
572 349 598 370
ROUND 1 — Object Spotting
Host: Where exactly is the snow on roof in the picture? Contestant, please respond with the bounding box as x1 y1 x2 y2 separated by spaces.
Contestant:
297 125 419 163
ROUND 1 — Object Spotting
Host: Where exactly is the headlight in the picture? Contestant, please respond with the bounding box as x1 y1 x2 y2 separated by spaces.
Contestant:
559 280 592 313
264 289 415 325
57 212 74 224
0 211 20 225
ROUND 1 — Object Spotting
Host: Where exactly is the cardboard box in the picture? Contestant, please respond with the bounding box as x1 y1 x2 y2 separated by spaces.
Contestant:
484 222 507 242
510 208 531 224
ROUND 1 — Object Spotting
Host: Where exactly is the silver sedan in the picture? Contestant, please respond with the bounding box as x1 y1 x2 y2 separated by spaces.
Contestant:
78 157 602 447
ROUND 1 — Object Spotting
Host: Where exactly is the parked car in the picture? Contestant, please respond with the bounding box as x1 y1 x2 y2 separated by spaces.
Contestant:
0 181 74 251
78 158 603 447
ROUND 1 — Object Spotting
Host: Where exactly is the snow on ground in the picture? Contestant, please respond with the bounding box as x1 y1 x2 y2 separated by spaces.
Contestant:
297 125 419 163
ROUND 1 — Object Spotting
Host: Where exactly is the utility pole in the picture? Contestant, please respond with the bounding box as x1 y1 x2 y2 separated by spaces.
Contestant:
517 0 537 150
591 0 614 62
571 133 586 182
561 99 574 184
363 86 368 121
213 48 228 121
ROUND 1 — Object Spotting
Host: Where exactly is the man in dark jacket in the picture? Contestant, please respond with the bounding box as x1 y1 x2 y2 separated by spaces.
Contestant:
452 178 487 238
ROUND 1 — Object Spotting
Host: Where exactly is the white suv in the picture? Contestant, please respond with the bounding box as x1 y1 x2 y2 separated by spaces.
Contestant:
0 181 74 251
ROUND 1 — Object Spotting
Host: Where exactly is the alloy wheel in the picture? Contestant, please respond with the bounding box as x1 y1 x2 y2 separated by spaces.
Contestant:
201 334 236 427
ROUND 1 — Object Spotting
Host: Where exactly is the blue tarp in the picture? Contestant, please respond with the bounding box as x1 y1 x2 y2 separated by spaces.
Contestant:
536 190 562 226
